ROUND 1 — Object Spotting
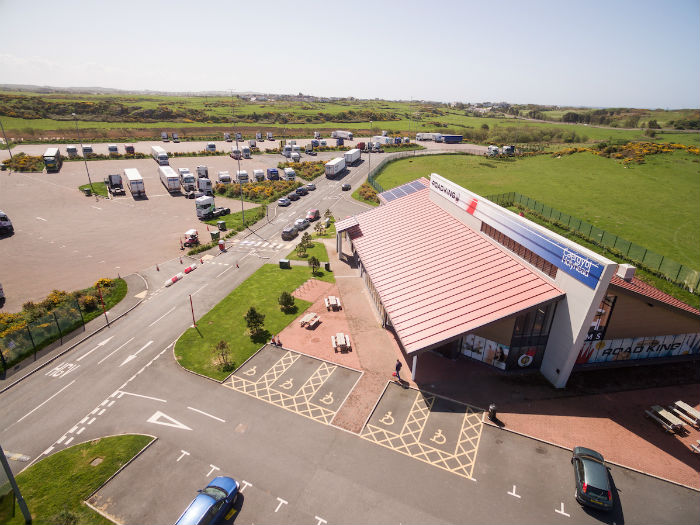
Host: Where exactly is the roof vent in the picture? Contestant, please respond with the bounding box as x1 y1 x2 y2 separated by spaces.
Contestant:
617 264 636 282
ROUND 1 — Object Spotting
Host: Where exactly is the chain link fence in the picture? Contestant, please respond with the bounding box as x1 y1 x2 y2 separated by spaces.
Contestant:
486 192 700 294
0 297 85 373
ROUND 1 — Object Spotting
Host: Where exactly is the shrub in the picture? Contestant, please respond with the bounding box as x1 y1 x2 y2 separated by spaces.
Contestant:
94 278 113 289
278 291 295 312
79 295 98 311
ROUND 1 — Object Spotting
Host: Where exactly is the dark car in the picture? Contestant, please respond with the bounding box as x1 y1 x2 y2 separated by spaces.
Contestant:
175 476 239 525
281 225 298 240
571 447 613 511
305 148 317 156
295 186 308 196
287 192 300 201
341 183 351 191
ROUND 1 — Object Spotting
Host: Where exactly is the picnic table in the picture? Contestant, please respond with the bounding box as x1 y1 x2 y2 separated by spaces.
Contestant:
325 296 342 311
299 312 320 329
674 400 700 426
331 332 351 352
651 405 685 431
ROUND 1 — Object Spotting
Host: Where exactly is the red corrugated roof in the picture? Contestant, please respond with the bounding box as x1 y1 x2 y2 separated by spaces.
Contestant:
609 275 700 316
348 186 564 354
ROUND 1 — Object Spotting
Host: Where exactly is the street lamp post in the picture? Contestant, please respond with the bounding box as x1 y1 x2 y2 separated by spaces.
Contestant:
72 113 94 192
0 119 13 163
368 120 372 184
231 90 244 224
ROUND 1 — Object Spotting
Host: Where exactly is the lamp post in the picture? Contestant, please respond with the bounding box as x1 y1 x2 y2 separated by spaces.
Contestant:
368 120 372 184
72 113 94 192
231 90 244 224
0 119 13 163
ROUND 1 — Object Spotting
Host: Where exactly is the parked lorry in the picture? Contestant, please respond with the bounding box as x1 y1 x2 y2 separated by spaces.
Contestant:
172 132 180 143
356 142 366 151
224 132 232 142
159 165 181 193
217 171 232 184
502 145 515 156
178 168 196 193
290 152 300 162
236 170 249 183
256 132 263 141
416 132 443 141
336 138 344 146
43 147 63 172
66 145 78 157
242 146 251 159
331 130 353 140
372 135 393 145
267 131 274 140
104 174 125 196
196 165 208 178
206 142 216 152
235 133 242 141
344 148 361 166
151 145 169 165
125 144 135 154
161 131 169 141
124 168 146 197
310 139 320 148
282 145 292 158
82 144 93 155
249 139 256 148
195 195 230 220
107 144 119 155
487 145 500 156
231 148 242 160
266 168 279 180
314 131 321 139
197 176 213 195
325 157 346 178
442 134 462 144
283 167 296 181
253 169 264 182
0 210 13 235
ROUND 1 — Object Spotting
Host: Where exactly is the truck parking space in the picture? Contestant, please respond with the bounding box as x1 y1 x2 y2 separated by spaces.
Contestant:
224 344 362 425
361 381 484 479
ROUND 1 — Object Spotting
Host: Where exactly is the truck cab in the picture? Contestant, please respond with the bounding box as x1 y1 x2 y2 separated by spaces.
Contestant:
282 145 292 158
224 132 232 142
66 145 78 157
125 144 135 154
242 147 251 159
253 169 264 182
43 147 63 172
283 167 296 181
81 144 93 155
231 148 242 160
206 142 216 152
266 168 279 180
217 171 232 184
104 174 125 196
108 144 119 155
197 177 213 195
172 133 180 143
196 165 208 178
236 170 249 184
178 168 196 192
161 131 169 142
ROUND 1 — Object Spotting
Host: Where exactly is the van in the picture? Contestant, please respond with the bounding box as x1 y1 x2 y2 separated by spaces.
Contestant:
108 144 119 155
81 144 93 155
206 142 216 152
283 167 296 181
66 145 78 157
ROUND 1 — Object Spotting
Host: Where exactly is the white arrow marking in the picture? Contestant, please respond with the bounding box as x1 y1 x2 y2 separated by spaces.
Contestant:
120 340 153 367
555 502 570 517
146 411 192 430
76 336 115 361
508 485 521 498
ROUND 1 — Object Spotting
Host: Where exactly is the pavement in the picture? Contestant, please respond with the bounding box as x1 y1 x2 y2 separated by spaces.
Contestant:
274 237 700 490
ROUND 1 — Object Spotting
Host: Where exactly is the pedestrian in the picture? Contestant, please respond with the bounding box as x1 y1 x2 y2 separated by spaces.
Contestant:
276 335 282 346
394 359 402 381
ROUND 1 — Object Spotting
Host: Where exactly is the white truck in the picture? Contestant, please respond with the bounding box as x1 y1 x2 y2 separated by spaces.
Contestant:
249 139 256 148
206 142 216 152
256 132 263 141
344 148 361 165
159 165 181 193
82 144 93 154
266 131 274 140
197 176 213 195
151 145 169 165
314 131 321 139
236 170 249 183
282 145 292 158
231 147 242 160
331 130 353 140
283 167 296 181
253 169 265 182
291 152 301 162
372 135 393 145
196 195 230 220
178 168 196 192
487 145 500 156
292 144 301 153
217 171 232 184
108 144 119 155
196 165 208 178
325 157 346 178
416 132 443 141
66 145 78 157
124 168 146 197
242 146 251 159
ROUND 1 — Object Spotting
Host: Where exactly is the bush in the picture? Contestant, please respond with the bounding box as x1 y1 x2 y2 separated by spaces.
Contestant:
79 295 98 311
94 278 113 289
278 291 295 312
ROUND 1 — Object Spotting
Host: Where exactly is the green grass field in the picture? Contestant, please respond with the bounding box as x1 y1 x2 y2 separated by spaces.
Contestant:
374 152 700 269
174 264 334 380
285 240 330 261
4 435 153 525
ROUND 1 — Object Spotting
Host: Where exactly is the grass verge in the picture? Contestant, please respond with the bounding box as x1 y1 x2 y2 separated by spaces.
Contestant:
78 182 108 197
285 241 329 261
4 435 153 525
174 264 335 380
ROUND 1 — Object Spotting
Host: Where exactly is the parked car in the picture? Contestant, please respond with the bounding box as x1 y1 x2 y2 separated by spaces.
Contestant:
287 193 300 201
306 209 320 221
277 197 291 207
341 183 351 191
174 476 239 525
295 186 308 196
306 183 316 191
294 218 310 230
281 225 298 240
571 447 613 511
305 148 317 156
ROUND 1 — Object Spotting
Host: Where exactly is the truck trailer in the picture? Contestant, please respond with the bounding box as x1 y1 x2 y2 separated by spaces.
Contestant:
344 148 361 166
151 145 169 165
124 168 146 197
43 147 63 172
325 157 346 178
159 166 180 193
331 130 353 140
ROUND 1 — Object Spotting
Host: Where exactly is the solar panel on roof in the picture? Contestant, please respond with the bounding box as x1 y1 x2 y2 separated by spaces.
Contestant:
409 180 426 191
379 179 426 203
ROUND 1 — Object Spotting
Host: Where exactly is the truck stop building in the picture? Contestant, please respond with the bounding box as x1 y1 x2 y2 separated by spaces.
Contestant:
335 175 700 388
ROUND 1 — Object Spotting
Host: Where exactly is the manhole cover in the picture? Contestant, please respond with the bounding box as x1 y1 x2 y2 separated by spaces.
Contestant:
311 338 320 343
90 457 104 466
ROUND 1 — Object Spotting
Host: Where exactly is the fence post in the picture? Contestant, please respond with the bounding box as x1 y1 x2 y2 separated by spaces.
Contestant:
675 266 682 281
26 325 37 361
657 256 664 271
53 311 63 345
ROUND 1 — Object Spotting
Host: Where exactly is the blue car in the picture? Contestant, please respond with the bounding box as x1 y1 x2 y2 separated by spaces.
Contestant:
175 476 240 525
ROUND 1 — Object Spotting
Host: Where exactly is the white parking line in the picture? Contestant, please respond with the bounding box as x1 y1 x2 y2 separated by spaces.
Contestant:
275 498 288 513
116 391 167 403
15 380 76 424
206 465 220 477
64 437 74 446
508 485 521 498
177 450 190 462
216 266 233 278
187 406 226 422
36 217 47 221
555 502 570 517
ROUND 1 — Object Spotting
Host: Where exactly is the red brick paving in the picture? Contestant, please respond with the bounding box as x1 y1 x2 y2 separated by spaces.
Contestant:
276 238 700 489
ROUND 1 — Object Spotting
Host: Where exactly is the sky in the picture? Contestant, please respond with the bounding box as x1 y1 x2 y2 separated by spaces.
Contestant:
0 0 698 109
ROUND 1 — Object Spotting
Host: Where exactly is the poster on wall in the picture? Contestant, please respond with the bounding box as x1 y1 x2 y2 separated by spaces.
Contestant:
462 334 509 369
585 295 617 342
576 332 700 365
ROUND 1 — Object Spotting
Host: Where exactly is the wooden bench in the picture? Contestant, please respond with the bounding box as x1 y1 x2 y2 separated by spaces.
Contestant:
307 316 320 329
324 298 331 311
331 335 338 352
669 406 697 427
691 440 700 454
651 405 685 432
674 400 700 425
644 409 674 433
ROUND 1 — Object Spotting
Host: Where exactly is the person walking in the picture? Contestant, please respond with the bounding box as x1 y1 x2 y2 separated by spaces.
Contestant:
394 359 402 381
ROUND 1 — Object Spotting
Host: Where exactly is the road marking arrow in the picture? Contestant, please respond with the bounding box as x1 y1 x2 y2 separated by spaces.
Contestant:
120 340 153 367
77 336 115 362
146 411 192 430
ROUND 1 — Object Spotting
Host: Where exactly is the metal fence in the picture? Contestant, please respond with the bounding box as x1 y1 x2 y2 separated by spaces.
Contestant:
0 298 85 372
486 191 700 293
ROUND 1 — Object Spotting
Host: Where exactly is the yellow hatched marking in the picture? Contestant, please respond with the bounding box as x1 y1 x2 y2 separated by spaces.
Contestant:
295 361 336 401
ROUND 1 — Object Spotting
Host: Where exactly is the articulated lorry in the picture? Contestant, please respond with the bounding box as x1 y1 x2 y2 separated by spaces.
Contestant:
124 168 146 197
104 174 125 196
344 148 361 165
331 130 353 140
151 145 169 165
159 165 181 193
43 147 63 172
178 168 197 193
195 196 230 220
325 157 346 178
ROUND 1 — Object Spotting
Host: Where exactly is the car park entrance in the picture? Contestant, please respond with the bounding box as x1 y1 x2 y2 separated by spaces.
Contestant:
361 382 484 479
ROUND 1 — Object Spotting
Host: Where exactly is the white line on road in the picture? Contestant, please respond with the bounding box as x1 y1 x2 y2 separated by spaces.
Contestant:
555 502 570 517
508 485 521 498
148 307 176 327
177 450 190 462
117 391 167 403
15 380 76 424
207 465 220 477
98 409 106 416
56 436 66 444
315 517 327 525
98 337 135 365
64 437 74 446
191 284 208 296
76 335 115 361
107 400 115 407
79 416 88 424
100 400 109 407
87 418 96 425
91 206 102 210
36 216 47 221
239 480 252 492
76 427 85 435
120 340 154 366
43 446 54 455
275 498 288 513
187 406 226 423
216 266 233 278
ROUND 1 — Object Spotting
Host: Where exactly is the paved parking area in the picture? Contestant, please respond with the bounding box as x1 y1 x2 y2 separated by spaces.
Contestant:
361 381 484 480
224 344 362 425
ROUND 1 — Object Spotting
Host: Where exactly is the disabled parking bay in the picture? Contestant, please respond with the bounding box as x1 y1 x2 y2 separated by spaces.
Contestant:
223 344 362 425
361 381 484 479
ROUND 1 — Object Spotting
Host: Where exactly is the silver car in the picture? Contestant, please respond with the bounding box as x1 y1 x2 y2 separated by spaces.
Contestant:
294 218 310 230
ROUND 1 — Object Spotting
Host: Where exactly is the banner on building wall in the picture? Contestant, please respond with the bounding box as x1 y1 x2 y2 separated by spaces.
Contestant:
576 332 700 365
429 173 605 289
585 294 617 342
462 334 509 370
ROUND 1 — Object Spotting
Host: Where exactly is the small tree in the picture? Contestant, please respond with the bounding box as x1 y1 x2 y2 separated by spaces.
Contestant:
278 291 295 312
308 256 320 275
296 242 307 258
314 222 325 236
212 340 234 372
301 232 313 249
324 208 332 219
244 307 265 336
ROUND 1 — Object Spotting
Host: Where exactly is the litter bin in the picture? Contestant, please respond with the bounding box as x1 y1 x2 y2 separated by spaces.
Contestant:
210 230 220 242
488 403 497 421
324 262 331 271
82 188 92 196
217 220 226 231
279 259 290 269
218 239 225 251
